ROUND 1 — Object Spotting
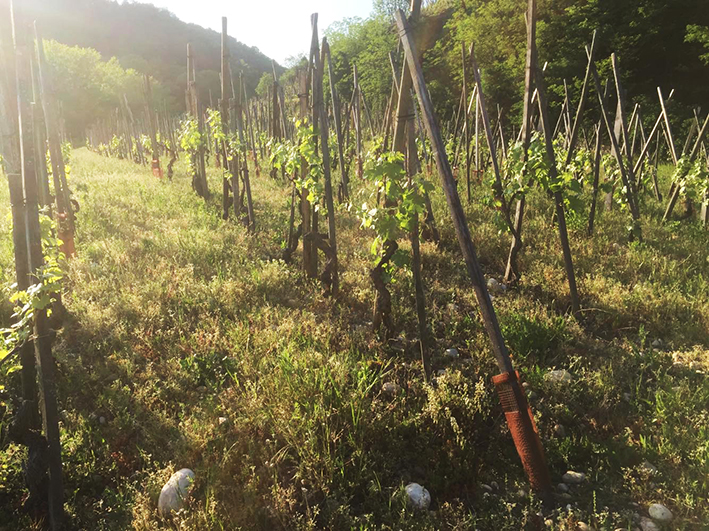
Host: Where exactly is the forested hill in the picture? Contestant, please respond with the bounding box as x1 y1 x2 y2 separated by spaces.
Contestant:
325 0 709 135
22 0 279 109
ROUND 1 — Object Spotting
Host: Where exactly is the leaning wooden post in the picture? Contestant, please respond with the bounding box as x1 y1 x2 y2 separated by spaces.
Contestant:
220 19 235 219
34 24 75 254
12 4 64 526
532 43 581 314
353 63 363 179
663 114 709 221
30 53 51 208
324 42 348 200
298 67 317 278
588 55 641 231
0 9 44 515
657 87 678 166
187 43 205 198
243 77 260 176
396 9 552 498
236 71 255 231
461 41 472 202
588 82 609 236
504 3 537 284
391 1 438 242
469 44 520 244
611 54 639 189
143 74 162 178
317 37 339 294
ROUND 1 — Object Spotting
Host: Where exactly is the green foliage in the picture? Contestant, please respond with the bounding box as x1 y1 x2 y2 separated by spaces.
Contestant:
27 0 278 136
325 15 398 116
673 156 709 202
42 40 158 140
255 72 273 97
686 24 709 65
178 117 204 176
293 120 325 207
485 133 587 232
268 119 325 207
355 149 433 268
0 212 65 372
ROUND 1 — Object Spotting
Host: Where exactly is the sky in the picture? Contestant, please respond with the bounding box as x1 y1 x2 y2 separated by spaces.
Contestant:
151 0 375 64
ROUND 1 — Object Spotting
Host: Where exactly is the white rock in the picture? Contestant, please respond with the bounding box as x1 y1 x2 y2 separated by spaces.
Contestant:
500 283 507 291
382 382 400 396
651 339 662 348
554 424 566 437
648 503 672 522
158 469 195 516
405 482 431 511
436 369 447 377
562 471 586 484
557 482 569 493
639 517 659 531
546 369 573 384
490 481 499 491
444 348 460 359
623 392 632 402
639 461 658 474
99 416 106 425
218 417 228 426
480 483 493 493
487 278 500 292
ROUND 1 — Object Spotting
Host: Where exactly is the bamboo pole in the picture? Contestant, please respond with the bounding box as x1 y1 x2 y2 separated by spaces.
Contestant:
588 82 608 236
12 4 64 526
532 27 581 313
325 42 348 201
504 5 537 283
588 53 641 228
395 7 551 498
316 35 339 294
34 25 74 243
143 74 162 177
663 114 709 221
236 71 255 231
220 21 234 218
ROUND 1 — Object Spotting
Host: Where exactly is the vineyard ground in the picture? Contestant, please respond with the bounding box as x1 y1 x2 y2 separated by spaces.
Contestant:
0 148 707 529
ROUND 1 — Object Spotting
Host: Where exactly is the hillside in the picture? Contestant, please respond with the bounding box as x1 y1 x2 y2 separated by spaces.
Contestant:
21 0 281 110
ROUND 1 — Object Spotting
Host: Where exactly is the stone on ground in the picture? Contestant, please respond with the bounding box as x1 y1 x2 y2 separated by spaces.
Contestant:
405 482 431 511
648 503 672 522
158 468 195 517
562 471 586 484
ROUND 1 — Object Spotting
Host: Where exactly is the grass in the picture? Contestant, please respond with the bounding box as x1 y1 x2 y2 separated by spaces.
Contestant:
0 148 707 529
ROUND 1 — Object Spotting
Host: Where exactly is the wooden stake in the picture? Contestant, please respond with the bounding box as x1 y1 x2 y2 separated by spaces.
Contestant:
533 40 581 313
396 8 551 498
12 3 64 526
324 42 348 200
